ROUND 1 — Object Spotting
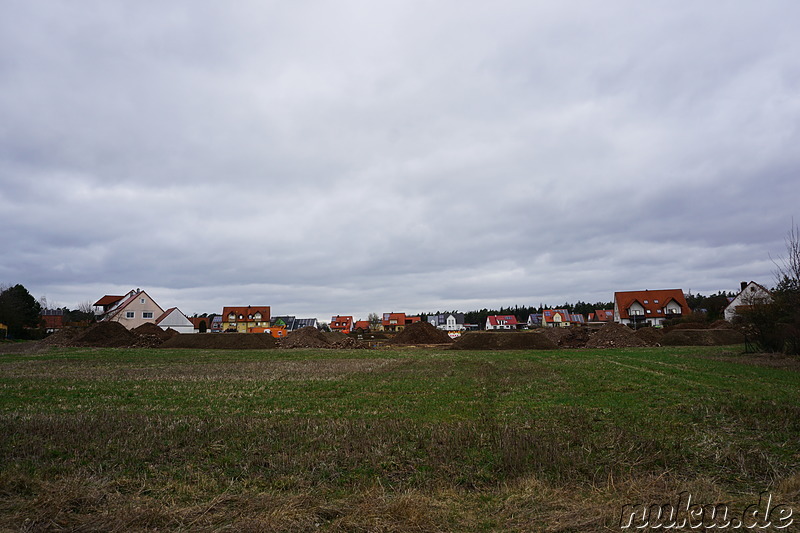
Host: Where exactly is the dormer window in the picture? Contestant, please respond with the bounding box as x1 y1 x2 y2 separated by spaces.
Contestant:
644 300 649 304
654 299 659 303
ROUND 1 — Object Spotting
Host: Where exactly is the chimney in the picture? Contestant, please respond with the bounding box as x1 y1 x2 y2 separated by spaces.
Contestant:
740 281 747 291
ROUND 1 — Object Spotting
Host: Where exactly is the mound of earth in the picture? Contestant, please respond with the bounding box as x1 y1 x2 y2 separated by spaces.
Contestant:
538 327 590 348
389 321 453 345
709 320 736 330
661 329 745 346
133 322 178 341
280 327 367 349
160 333 278 350
39 328 83 347
451 332 558 350
69 321 138 348
585 322 647 349
634 327 665 346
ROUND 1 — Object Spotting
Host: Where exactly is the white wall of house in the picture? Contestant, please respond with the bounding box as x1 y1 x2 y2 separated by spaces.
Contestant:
110 292 164 329
724 282 772 321
158 309 195 334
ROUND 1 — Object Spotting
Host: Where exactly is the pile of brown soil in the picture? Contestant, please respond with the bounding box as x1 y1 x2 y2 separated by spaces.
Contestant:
451 332 558 350
280 327 368 349
38 328 82 347
133 322 178 341
160 333 278 350
389 321 453 345
670 322 710 330
633 327 665 346
71 321 139 348
662 329 745 346
709 320 736 329
322 331 369 349
538 327 590 348
585 322 647 349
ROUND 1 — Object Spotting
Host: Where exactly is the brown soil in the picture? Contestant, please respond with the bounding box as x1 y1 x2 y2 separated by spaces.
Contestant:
538 327 591 348
709 320 736 329
280 327 368 349
661 329 745 346
450 332 558 350
133 322 178 341
388 321 453 345
160 333 278 350
70 321 139 348
585 322 647 349
633 327 665 346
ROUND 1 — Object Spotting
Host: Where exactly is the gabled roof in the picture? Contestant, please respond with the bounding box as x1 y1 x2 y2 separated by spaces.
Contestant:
487 315 518 326
222 306 271 320
331 315 354 328
105 290 165 321
594 309 614 322
353 320 370 330
614 289 689 320
541 309 571 324
94 295 124 307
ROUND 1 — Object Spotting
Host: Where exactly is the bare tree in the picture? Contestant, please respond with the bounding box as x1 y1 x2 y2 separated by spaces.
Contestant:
772 219 800 292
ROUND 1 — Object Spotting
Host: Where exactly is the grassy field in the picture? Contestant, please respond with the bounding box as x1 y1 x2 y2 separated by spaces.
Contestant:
0 344 798 531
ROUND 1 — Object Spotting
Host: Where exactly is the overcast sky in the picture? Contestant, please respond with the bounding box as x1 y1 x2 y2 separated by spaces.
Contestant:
1 1 798 321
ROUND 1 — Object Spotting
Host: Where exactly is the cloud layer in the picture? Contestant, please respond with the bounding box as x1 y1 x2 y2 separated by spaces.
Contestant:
1 1 798 320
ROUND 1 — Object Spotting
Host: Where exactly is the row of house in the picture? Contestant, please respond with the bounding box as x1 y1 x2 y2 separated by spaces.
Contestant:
72 282 771 337
332 284 770 334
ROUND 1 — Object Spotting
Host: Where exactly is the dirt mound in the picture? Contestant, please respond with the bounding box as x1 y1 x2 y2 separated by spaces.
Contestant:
662 329 745 346
69 321 138 348
670 322 709 330
133 322 177 341
633 327 665 346
538 327 590 348
280 327 368 349
389 321 453 345
160 333 278 350
585 322 647 349
451 332 558 350
39 328 82 347
709 320 736 329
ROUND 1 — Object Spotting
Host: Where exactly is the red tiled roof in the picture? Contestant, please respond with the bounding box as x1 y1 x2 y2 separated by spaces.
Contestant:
222 306 271 321
487 315 518 326
592 309 614 322
94 295 124 306
614 289 689 320
353 320 370 330
541 309 570 324
155 307 176 324
331 316 354 329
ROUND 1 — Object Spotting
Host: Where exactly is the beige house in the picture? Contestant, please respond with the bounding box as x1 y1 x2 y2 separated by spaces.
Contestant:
93 289 165 329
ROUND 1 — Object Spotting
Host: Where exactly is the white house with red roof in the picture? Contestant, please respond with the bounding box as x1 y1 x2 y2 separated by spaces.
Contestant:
613 289 689 327
92 289 165 329
485 315 519 330
723 281 772 322
541 309 580 328
330 315 354 334
156 307 195 334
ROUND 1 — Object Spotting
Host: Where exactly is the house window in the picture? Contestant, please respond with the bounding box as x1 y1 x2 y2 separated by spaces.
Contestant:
646 310 651 314
143 312 154 319
140 298 145 304
657 310 662 314
654 299 659 303
126 311 135 319
644 300 648 304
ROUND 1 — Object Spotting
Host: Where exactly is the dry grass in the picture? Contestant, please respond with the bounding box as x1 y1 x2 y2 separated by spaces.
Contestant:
1 345 798 531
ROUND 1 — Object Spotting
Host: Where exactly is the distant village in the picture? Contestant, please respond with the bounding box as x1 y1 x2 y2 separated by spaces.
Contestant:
24 282 772 341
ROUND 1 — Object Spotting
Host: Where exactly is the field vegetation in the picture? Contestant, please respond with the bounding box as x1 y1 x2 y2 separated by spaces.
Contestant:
1 344 798 531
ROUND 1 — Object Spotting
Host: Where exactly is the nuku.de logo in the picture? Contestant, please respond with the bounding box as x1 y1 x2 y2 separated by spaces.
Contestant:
619 491 794 530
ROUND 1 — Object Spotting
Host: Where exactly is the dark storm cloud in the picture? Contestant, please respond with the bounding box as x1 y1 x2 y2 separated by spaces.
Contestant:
1 1 798 319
